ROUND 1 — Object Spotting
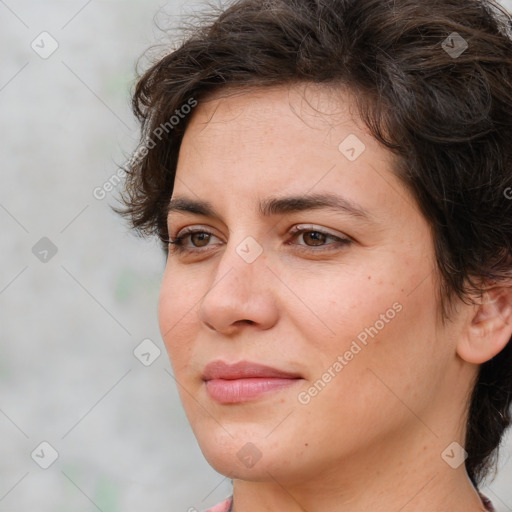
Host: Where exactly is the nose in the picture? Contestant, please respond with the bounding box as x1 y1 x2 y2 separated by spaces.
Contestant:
197 238 279 335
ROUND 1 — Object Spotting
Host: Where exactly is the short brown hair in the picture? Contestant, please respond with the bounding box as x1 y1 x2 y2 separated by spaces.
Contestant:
117 0 512 486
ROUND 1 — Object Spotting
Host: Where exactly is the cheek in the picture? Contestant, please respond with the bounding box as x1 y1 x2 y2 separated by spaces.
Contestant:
284 264 403 352
293 260 443 394
158 262 204 326
294 294 443 456
340 285 442 406
157 270 200 366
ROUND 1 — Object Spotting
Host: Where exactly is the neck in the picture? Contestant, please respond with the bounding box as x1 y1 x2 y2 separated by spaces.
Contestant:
230 426 486 512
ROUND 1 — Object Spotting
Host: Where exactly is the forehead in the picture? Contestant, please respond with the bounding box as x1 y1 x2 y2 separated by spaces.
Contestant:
185 83 360 139
177 84 383 181
173 83 418 226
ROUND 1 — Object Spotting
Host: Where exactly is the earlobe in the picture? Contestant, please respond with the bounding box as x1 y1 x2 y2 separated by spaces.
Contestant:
456 286 512 365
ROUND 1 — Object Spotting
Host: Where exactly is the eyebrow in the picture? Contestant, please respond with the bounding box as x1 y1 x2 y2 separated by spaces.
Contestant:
166 193 374 223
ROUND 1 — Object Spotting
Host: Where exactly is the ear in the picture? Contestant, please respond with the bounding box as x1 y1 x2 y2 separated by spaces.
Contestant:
456 284 512 364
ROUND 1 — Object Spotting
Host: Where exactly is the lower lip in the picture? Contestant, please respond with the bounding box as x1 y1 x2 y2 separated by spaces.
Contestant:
205 377 301 404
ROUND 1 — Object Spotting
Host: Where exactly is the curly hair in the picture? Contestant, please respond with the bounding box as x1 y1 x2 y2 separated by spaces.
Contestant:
116 0 512 486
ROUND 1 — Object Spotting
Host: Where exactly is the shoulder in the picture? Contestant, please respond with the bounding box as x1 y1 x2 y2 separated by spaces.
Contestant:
201 496 233 512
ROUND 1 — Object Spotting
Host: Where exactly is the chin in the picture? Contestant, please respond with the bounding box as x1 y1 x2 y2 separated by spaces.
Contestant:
199 439 270 480
191 421 277 476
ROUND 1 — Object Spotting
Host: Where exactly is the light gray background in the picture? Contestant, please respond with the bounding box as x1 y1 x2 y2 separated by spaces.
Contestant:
1 1 511 511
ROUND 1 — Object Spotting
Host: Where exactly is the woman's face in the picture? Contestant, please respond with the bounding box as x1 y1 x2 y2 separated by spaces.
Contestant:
158 84 471 485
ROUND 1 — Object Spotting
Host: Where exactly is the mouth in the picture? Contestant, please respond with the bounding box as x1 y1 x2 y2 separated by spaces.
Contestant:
202 360 303 404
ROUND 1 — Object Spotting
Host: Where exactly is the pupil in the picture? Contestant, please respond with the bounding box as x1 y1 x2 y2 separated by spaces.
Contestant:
193 233 209 246
306 232 324 245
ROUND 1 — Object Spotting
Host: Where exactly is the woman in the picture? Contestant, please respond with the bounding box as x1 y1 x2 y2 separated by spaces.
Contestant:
118 0 512 510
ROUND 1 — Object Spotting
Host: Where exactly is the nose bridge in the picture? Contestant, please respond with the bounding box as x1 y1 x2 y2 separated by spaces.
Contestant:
210 232 266 298
197 231 274 333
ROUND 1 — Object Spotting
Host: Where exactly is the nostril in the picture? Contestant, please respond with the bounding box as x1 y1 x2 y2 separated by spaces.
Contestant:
236 319 255 326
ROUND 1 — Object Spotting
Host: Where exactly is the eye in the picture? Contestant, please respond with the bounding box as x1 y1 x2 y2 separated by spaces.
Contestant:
286 225 352 252
166 227 221 254
165 224 352 257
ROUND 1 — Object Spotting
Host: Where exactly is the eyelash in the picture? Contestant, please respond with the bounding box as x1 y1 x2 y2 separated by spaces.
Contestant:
165 226 352 255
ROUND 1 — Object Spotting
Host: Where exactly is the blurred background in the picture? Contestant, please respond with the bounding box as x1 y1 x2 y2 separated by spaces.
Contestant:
1 1 511 511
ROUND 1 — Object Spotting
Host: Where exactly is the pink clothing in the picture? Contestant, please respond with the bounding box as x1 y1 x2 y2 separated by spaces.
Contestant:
202 497 232 512
203 494 495 511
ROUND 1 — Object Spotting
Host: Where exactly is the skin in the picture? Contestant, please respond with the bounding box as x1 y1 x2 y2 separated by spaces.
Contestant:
158 83 512 512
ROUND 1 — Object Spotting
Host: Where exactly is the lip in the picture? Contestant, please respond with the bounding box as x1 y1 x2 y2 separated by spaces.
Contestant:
202 360 303 404
202 360 302 380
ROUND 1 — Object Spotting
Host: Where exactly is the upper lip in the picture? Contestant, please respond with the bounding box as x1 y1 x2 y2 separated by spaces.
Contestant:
202 360 302 380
